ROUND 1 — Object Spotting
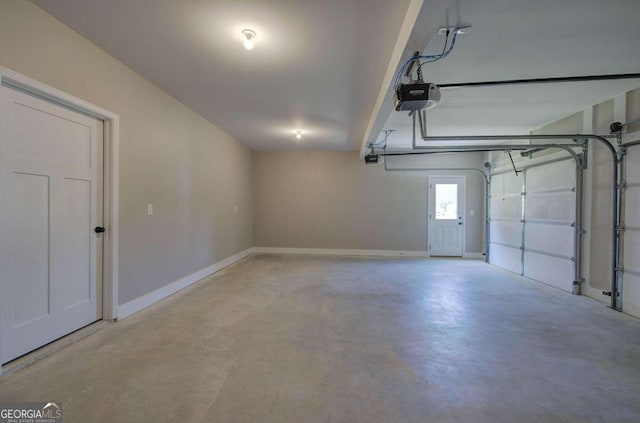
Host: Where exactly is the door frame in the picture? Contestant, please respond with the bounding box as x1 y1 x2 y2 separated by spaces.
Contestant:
0 67 120 371
428 175 466 257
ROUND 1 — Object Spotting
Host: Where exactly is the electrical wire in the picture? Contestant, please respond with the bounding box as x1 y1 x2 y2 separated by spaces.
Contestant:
415 29 450 76
370 129 394 149
393 28 460 88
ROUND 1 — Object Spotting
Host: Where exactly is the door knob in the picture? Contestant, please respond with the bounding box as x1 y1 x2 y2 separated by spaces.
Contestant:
94 226 106 233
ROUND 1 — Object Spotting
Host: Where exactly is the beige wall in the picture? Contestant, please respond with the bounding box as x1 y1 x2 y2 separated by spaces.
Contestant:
533 112 583 137
254 151 486 254
0 1 253 305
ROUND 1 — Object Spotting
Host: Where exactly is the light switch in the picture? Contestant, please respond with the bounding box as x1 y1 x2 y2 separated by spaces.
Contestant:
470 209 475 216
147 204 153 216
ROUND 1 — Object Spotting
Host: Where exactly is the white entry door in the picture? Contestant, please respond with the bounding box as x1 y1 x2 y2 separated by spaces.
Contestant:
0 86 103 364
429 176 465 256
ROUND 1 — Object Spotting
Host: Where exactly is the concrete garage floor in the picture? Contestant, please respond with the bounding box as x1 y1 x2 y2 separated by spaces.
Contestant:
1 255 640 422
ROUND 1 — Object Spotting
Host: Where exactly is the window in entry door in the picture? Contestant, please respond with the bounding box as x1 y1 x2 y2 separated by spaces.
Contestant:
435 184 457 219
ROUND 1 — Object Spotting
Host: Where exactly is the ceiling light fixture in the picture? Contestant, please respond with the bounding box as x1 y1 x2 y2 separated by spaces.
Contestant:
295 130 303 139
241 29 256 50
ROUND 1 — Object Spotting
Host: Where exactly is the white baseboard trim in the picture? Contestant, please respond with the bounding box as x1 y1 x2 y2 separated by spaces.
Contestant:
252 247 431 258
463 252 485 259
117 247 253 320
117 246 483 319
253 246 486 260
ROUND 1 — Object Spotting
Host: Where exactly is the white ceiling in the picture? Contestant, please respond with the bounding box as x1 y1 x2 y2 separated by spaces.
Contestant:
33 0 640 153
33 0 411 151
372 0 640 149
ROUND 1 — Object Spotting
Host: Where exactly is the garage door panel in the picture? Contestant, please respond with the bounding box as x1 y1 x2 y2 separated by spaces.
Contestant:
526 161 575 193
525 192 575 221
626 148 640 184
525 223 574 258
490 244 521 274
622 273 640 318
490 220 522 247
491 196 522 219
490 158 577 290
625 187 640 227
624 231 640 274
490 173 523 197
623 147 639 315
524 251 574 292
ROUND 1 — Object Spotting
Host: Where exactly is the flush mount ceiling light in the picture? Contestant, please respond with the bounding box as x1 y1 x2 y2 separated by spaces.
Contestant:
241 29 256 50
295 130 303 139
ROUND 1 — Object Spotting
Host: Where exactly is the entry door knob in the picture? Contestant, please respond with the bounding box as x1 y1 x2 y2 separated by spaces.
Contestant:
94 226 106 233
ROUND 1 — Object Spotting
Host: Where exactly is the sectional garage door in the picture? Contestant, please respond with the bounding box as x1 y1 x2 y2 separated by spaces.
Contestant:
623 146 640 316
489 156 577 292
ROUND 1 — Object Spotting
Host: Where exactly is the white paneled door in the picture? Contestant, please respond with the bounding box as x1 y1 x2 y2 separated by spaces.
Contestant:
429 176 465 256
0 86 103 364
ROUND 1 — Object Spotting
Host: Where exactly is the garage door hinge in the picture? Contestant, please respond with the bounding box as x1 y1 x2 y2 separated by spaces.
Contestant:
615 225 625 233
573 278 584 285
615 266 624 272
617 181 627 190
571 187 576 192
602 291 612 297
570 257 576 262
